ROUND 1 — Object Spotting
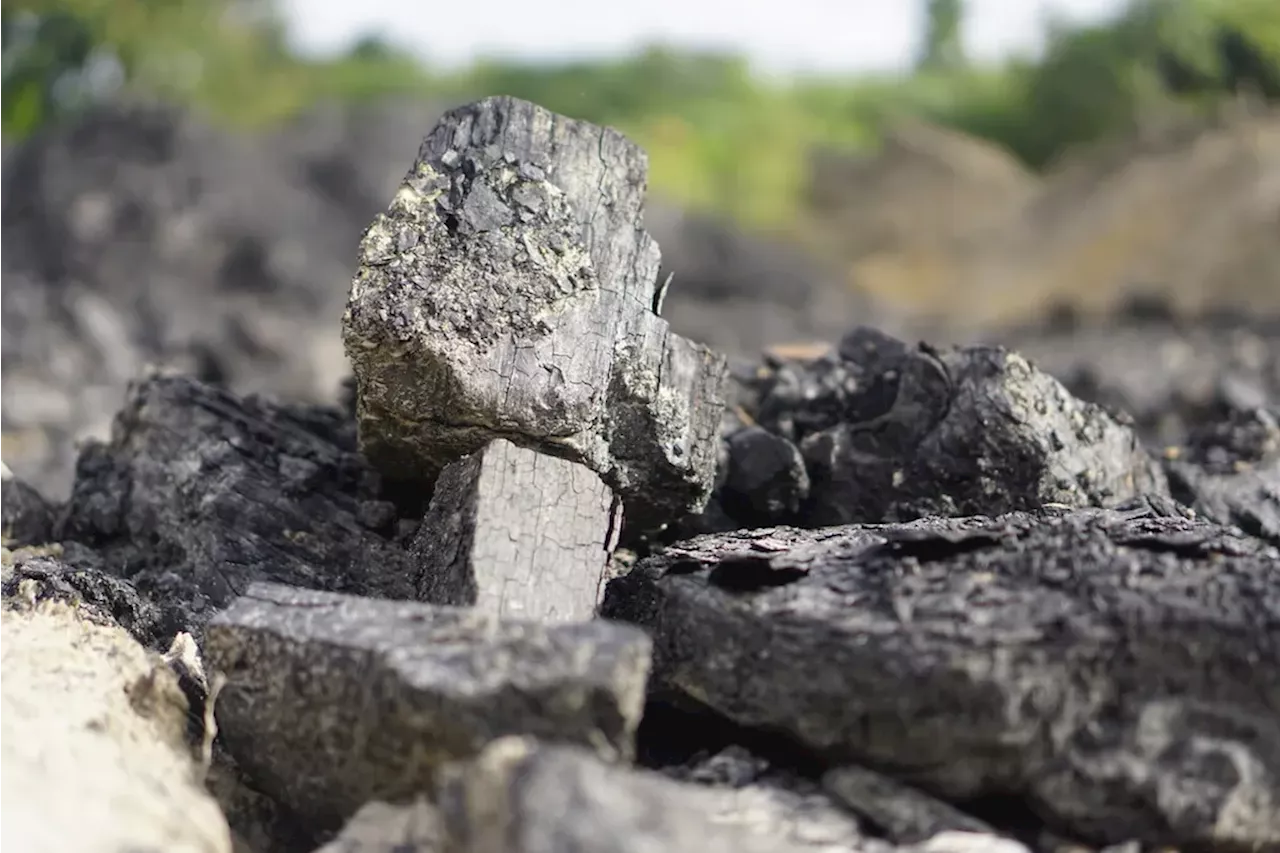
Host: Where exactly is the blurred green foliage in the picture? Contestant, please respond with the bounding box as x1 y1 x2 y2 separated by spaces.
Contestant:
3 0 1278 230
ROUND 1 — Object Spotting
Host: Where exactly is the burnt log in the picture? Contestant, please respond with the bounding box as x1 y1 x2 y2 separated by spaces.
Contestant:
601 507 1280 850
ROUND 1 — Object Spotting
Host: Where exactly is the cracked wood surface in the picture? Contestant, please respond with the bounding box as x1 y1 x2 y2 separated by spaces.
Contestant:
343 96 727 531
411 438 620 622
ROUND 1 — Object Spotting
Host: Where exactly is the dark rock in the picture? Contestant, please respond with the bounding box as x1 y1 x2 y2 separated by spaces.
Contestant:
55 372 417 640
204 582 652 834
601 508 1280 850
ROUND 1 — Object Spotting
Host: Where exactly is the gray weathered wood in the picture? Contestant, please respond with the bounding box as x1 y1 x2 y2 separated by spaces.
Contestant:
342 96 727 533
204 582 652 833
433 736 873 853
410 438 619 622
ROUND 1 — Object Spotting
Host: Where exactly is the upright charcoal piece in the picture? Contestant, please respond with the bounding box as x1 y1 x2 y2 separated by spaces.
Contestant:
409 438 620 621
343 99 728 587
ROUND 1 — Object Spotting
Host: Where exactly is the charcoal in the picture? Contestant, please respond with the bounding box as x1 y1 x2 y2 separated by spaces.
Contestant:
1 466 55 547
55 372 417 641
5 97 1280 853
1164 406 1280 545
721 426 810 526
1000 309 1280 450
600 508 1280 849
409 438 619 621
1 549 170 647
342 96 727 534
737 334 1167 526
203 582 652 833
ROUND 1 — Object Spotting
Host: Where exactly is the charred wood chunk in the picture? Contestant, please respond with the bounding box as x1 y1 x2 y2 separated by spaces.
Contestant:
55 372 417 641
601 509 1280 850
751 337 1167 525
342 96 727 535
204 582 652 833
410 438 620 622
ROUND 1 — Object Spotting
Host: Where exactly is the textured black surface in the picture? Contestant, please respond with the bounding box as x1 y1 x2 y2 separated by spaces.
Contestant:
55 373 417 640
601 507 1280 848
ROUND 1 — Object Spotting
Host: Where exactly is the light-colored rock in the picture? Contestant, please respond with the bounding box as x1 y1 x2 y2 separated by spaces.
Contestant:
1 587 232 853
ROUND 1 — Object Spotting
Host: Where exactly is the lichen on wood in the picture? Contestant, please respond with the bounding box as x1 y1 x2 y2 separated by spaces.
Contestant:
343 96 728 530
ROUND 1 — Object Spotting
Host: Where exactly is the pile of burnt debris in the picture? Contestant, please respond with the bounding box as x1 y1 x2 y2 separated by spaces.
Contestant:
2 97 1278 853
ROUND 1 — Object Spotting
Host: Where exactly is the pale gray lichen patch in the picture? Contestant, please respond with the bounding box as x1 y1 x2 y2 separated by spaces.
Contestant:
351 150 599 354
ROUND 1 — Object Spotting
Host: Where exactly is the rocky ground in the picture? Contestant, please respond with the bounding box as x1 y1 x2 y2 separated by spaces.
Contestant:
2 96 1278 853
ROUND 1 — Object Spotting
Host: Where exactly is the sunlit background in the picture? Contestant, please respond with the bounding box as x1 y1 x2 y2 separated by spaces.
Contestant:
3 0 1279 325
279 0 1127 75
3 0 1279 497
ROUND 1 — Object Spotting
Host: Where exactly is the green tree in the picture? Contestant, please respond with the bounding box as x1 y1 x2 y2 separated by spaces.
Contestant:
3 6 100 134
2 0 303 138
917 0 966 73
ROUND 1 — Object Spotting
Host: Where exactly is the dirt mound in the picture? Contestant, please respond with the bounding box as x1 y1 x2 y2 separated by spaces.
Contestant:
808 107 1280 328
805 119 1036 260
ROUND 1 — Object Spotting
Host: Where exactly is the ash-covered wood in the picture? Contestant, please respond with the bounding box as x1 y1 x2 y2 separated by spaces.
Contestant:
342 96 727 532
204 582 652 834
410 438 619 621
600 507 1280 850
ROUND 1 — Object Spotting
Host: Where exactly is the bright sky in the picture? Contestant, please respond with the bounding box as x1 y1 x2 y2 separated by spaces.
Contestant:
280 0 1128 76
